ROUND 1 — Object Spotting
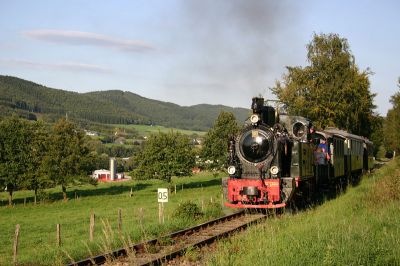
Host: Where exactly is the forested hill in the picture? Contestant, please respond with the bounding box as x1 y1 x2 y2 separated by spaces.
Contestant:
0 75 250 131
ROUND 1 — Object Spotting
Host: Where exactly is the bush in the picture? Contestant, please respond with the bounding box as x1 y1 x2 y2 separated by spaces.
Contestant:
173 201 203 221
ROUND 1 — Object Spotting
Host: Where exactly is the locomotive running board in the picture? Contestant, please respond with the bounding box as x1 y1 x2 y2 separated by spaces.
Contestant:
224 202 286 209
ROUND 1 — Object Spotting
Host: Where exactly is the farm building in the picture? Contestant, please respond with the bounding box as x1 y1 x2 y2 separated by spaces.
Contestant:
92 169 111 180
92 158 125 182
92 169 125 182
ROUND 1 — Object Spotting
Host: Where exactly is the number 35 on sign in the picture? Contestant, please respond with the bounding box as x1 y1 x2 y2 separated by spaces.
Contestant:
157 188 168 203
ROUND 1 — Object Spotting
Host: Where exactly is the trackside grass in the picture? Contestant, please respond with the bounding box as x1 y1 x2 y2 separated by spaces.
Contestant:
0 172 225 265
206 159 400 265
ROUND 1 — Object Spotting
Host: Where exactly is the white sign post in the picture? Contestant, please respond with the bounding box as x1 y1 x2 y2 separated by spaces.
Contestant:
157 188 168 224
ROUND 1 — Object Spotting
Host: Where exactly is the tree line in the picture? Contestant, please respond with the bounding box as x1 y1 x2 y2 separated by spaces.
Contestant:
383 78 400 155
0 117 94 205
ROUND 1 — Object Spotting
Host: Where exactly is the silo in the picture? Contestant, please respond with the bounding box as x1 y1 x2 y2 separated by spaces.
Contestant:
110 158 117 180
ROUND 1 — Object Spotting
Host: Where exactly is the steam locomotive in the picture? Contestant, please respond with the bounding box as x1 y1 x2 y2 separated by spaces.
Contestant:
223 97 374 209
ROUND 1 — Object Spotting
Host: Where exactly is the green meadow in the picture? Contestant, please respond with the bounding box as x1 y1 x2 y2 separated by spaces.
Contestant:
0 172 225 265
206 159 400 265
110 124 206 136
2 160 399 265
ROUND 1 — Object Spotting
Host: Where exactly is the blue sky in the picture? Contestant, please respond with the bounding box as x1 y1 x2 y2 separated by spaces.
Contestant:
0 0 398 115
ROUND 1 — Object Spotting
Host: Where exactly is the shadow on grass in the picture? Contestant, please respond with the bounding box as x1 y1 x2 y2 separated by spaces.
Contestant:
177 178 221 190
288 172 368 213
0 182 151 207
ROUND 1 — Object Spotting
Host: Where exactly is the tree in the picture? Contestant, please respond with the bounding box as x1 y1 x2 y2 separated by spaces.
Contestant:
201 111 240 169
384 78 400 153
271 33 376 137
131 131 195 182
21 121 53 204
0 116 33 205
369 115 384 157
43 118 91 201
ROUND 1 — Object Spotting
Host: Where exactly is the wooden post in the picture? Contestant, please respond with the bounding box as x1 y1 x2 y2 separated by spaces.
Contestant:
118 208 122 235
158 203 161 224
174 184 177 195
90 213 95 241
56 224 61 247
24 198 26 206
139 207 144 224
13 224 20 264
210 196 213 203
130 187 133 197
158 203 165 224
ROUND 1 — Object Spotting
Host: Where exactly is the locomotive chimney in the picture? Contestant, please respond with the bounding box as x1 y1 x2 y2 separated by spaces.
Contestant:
251 97 264 114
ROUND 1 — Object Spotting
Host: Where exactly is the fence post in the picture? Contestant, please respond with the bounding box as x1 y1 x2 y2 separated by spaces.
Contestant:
139 207 144 225
56 224 61 247
90 213 95 241
118 209 122 235
158 203 165 224
13 224 20 264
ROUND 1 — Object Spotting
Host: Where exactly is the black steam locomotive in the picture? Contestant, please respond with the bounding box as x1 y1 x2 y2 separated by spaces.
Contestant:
223 97 374 209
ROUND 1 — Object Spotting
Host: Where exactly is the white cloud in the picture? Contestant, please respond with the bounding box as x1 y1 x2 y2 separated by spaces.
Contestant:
0 59 112 73
23 29 155 53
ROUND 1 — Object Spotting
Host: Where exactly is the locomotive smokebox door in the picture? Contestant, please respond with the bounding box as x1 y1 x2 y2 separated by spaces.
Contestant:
242 186 259 196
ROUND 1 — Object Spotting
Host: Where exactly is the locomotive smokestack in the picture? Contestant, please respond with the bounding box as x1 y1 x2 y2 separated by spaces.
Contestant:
251 97 264 114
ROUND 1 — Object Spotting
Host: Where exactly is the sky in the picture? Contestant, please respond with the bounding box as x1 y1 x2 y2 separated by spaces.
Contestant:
0 0 399 116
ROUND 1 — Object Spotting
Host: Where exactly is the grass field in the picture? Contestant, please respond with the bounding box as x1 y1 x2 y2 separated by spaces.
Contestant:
205 159 400 265
109 124 206 136
0 172 225 265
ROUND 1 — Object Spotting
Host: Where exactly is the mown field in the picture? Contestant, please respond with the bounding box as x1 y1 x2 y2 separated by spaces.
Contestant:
205 159 400 265
109 124 206 136
0 172 225 265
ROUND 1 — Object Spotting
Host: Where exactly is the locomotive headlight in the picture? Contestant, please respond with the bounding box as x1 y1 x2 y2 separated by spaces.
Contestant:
250 114 260 124
270 166 279 175
228 166 236 175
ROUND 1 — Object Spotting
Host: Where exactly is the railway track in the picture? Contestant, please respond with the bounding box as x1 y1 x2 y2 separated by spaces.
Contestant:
67 211 266 266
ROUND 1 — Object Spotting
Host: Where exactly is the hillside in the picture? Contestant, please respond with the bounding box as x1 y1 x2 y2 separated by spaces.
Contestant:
0 75 250 131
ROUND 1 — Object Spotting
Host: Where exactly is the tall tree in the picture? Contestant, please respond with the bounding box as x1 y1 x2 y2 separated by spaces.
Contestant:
384 78 400 153
21 121 53 204
131 131 195 182
369 114 384 156
201 111 240 169
0 116 32 205
271 33 376 136
44 118 91 201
